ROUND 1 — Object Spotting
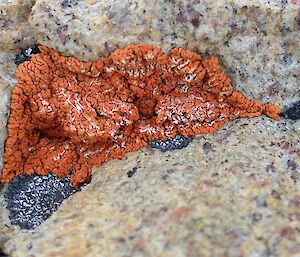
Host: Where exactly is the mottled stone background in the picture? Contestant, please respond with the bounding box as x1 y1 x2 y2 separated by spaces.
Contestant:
0 0 299 256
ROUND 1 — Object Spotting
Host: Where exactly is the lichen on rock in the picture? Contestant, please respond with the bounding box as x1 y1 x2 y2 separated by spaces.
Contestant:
1 44 281 188
4 174 75 229
149 135 193 152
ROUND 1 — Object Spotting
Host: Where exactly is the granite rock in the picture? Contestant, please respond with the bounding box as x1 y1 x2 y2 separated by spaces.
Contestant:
0 0 35 52
0 0 300 256
29 0 300 106
3 118 300 257
0 184 16 254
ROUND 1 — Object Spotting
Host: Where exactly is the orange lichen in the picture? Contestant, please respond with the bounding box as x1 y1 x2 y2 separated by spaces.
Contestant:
1 44 281 188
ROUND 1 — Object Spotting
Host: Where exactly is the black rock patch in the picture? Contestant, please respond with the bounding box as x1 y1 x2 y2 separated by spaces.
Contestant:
4 174 76 230
280 101 300 120
14 44 40 66
127 167 138 178
149 135 193 152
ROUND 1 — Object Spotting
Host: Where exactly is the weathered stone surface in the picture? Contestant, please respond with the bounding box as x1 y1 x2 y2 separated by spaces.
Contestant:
3 118 300 257
0 0 299 256
0 0 35 51
29 0 300 106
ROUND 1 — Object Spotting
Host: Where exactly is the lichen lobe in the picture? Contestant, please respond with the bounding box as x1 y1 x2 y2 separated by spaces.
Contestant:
1 44 281 187
4 174 75 229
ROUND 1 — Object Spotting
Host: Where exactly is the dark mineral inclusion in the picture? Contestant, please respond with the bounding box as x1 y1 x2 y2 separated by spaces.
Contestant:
149 135 193 152
5 174 76 229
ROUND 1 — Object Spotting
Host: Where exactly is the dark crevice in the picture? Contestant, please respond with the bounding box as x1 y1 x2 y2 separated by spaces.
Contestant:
14 44 41 66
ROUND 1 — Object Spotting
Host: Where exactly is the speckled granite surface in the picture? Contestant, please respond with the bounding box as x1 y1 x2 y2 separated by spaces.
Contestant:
29 0 300 106
0 0 299 256
3 118 300 257
0 0 35 51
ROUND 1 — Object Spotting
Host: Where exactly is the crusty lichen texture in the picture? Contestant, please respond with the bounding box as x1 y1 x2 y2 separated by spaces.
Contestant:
1 44 281 188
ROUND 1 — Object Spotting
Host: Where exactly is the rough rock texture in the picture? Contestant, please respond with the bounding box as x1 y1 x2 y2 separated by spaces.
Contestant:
3 118 300 257
29 0 300 106
0 0 299 256
0 0 35 52
0 184 17 253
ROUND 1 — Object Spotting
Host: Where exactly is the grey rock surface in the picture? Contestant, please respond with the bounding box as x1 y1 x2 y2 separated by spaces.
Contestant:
0 0 299 256
29 0 300 107
3 118 300 257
